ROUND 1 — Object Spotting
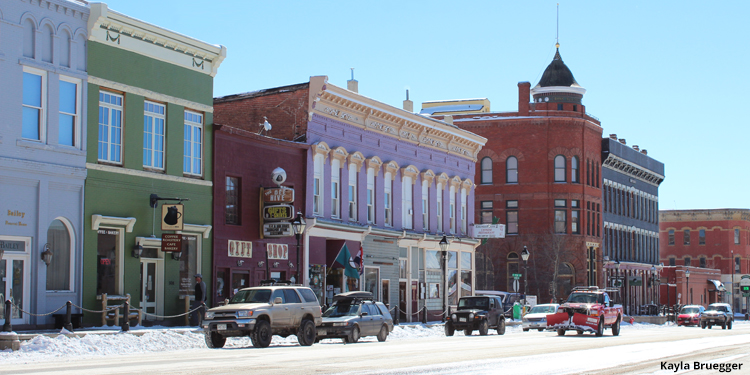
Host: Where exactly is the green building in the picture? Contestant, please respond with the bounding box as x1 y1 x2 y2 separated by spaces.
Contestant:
83 3 225 326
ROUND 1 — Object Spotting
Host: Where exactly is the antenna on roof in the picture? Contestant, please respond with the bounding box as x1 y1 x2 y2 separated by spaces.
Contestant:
350 67 355 80
556 3 560 49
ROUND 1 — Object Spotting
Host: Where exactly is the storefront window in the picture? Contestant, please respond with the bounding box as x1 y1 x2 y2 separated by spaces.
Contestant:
365 267 379 300
46 219 71 291
96 230 119 295
461 252 472 297
426 250 441 269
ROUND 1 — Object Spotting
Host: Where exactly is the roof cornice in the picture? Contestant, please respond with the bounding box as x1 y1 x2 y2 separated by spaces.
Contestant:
602 153 664 187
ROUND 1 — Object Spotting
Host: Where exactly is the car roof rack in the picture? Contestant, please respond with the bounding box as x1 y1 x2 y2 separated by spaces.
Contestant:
571 286 602 292
259 279 301 286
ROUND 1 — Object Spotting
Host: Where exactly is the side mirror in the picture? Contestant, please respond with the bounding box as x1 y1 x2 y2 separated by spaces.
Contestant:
222 298 229 306
360 311 369 317
274 297 283 304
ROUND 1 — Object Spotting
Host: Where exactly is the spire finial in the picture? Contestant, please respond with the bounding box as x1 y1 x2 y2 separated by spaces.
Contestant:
556 3 560 49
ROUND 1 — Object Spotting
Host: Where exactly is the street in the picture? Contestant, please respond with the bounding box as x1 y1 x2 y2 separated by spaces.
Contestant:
2 323 749 374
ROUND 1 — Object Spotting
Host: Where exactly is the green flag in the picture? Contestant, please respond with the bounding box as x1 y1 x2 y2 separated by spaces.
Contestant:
334 244 360 279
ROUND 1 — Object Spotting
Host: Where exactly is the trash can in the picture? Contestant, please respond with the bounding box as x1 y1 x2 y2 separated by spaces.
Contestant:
513 302 522 320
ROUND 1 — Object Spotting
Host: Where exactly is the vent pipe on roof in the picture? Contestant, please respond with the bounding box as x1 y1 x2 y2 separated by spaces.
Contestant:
618 138 627 145
403 89 414 112
347 68 358 93
632 145 640 151
641 149 648 155
609 134 617 140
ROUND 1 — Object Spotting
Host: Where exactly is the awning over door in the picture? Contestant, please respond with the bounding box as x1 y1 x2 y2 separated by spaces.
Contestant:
708 279 726 291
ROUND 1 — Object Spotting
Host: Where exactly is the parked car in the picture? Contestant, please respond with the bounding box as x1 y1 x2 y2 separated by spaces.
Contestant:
445 295 506 336
522 304 560 332
317 291 393 343
700 303 733 329
676 305 705 327
475 290 522 317
202 284 322 348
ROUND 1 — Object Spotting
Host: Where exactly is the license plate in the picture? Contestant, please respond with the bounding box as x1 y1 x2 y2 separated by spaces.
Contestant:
317 329 327 336
459 318 466 322
217 324 227 330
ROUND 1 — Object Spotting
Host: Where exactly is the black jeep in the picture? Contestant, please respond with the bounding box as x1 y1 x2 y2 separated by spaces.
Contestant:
445 296 506 336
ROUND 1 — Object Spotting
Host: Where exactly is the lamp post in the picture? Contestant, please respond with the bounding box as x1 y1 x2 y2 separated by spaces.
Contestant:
614 260 621 306
521 246 530 305
291 213 306 283
686 268 691 305
439 236 449 322
650 265 656 315
731 250 735 310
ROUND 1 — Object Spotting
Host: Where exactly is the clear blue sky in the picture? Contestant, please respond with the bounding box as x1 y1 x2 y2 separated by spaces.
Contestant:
105 0 749 211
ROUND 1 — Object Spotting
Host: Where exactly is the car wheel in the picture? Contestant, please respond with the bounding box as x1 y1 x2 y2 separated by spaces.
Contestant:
722 321 727 330
445 322 455 337
708 324 713 329
612 316 621 336
538 329 544 332
478 320 489 336
496 319 506 335
728 320 733 330
297 319 316 346
464 329 472 336
522 328 529 332
377 325 388 342
595 318 603 337
204 331 226 349
576 330 583 335
557 329 565 336
253 320 272 348
346 325 360 343
701 321 706 329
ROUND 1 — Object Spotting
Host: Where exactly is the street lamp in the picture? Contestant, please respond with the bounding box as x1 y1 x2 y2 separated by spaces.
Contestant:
521 246 530 305
650 265 656 315
291 213 306 283
685 268 691 305
439 236 449 322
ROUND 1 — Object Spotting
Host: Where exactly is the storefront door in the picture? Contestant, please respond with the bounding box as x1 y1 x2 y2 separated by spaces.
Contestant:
230 272 249 299
140 258 160 318
0 237 31 326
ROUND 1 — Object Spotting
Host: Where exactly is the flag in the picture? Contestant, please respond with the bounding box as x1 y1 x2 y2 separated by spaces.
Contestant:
334 244 360 279
354 246 364 276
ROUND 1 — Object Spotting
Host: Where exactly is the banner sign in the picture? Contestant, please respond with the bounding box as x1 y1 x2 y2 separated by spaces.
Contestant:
471 224 506 238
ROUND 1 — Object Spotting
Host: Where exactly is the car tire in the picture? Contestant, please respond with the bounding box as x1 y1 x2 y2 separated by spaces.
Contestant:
576 330 583 335
595 318 603 337
708 324 713 329
204 331 226 349
497 319 506 335
557 329 565 336
538 328 544 332
612 316 621 336
445 322 455 337
297 319 316 346
253 320 273 348
722 321 727 330
464 329 472 336
478 320 489 336
701 321 706 329
377 325 388 342
522 328 529 332
728 320 733 330
346 325 360 343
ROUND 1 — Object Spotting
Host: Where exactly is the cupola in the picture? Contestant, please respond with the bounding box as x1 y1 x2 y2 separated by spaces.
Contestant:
530 45 586 106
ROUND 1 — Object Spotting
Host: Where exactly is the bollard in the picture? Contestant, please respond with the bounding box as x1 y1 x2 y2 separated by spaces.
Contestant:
121 301 130 332
422 308 427 324
3 300 11 332
64 301 73 332
745 313 748 321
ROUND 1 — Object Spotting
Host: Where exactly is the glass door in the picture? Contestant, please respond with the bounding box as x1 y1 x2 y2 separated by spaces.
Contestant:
0 257 28 325
140 259 158 317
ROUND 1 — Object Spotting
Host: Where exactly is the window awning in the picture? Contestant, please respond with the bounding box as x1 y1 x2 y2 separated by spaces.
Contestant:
708 279 726 291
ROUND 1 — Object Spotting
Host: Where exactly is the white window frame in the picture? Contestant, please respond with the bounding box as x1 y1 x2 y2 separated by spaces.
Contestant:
437 182 443 233
402 176 413 230
331 159 341 219
313 154 324 216
58 75 81 148
98 90 123 164
422 180 429 231
450 185 456 234
348 163 357 221
384 172 392 227
367 168 375 224
183 110 203 176
22 67 47 142
143 101 166 170
46 217 76 292
461 187 468 234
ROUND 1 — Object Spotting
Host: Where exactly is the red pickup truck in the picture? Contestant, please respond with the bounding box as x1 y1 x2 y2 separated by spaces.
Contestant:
546 287 623 336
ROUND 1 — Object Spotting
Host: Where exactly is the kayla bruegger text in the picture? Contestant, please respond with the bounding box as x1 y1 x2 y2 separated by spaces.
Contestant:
661 361 743 373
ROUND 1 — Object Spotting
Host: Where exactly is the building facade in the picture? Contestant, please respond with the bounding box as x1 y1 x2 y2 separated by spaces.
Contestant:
214 76 486 321
81 3 225 325
660 209 750 312
601 134 664 315
0 0 89 329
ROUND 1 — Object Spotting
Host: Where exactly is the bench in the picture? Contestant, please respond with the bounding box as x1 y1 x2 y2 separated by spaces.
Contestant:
97 293 142 327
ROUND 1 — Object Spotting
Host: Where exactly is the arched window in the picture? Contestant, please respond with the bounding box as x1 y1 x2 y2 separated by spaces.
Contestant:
506 156 518 184
46 219 73 291
480 157 492 184
554 155 566 182
571 156 579 183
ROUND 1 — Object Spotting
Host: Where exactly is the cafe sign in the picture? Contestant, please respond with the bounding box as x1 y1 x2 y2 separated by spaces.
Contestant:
161 233 182 252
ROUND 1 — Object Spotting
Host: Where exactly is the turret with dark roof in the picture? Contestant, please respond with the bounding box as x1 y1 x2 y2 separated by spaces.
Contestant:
530 46 586 105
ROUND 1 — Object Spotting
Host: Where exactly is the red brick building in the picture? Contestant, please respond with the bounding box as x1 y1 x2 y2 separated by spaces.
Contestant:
424 47 604 303
660 209 750 312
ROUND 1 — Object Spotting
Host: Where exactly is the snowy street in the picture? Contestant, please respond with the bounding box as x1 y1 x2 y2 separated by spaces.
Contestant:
2 321 750 374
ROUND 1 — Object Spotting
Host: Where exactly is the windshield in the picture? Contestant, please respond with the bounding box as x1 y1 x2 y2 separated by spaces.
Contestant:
567 293 603 304
229 289 272 304
529 305 557 314
680 307 700 314
323 303 360 317
708 305 729 312
458 297 489 309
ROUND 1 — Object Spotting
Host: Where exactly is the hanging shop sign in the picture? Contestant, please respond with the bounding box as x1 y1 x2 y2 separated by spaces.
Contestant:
263 222 293 238
471 224 506 238
263 187 294 203
161 204 184 231
161 233 182 252
263 204 294 221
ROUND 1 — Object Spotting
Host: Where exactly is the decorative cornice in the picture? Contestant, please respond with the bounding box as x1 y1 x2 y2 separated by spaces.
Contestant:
366 156 382 176
86 163 212 187
89 76 212 113
450 175 462 189
384 160 400 175
312 141 330 158
421 169 436 186
348 151 365 170
401 165 419 181
331 146 348 162
602 154 664 187
437 172 450 185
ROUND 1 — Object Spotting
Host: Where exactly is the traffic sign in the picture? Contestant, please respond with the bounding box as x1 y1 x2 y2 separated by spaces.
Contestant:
513 279 519 292
512 273 522 279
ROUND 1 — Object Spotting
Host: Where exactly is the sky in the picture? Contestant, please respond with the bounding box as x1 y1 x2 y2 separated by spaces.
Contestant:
102 0 750 211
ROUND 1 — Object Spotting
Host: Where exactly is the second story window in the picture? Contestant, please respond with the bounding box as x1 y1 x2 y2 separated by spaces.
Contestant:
225 176 240 225
98 91 123 164
481 157 492 184
735 228 741 244
449 185 456 234
480 201 493 224
668 229 675 245
422 180 429 230
402 176 413 230
461 187 467 234
571 200 580 234
554 155 566 182
384 172 392 226
437 183 443 232
23 68 46 141
313 154 324 216
366 168 375 223
554 199 567 234
683 229 690 245
58 77 80 147
506 200 518 234
348 163 357 222
506 156 518 184
331 159 341 219
699 229 706 245
183 111 203 176
143 101 165 170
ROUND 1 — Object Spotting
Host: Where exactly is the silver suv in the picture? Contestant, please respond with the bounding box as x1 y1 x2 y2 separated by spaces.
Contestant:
202 285 322 348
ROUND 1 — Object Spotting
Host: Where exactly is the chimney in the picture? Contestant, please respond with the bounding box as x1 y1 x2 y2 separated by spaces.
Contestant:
640 149 648 155
609 134 617 140
518 82 530 116
403 89 414 112
444 115 454 125
618 138 626 145
632 145 640 151
347 68 358 93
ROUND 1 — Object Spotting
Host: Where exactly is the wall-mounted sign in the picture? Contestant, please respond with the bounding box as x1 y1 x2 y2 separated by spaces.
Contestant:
263 188 294 203
263 222 293 238
0 240 25 252
266 243 289 260
5 209 28 227
263 205 294 221
471 224 506 238
161 204 184 231
161 233 182 252
228 240 253 258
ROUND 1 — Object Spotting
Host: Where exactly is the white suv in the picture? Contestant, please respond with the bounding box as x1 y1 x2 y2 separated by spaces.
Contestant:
202 285 322 348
